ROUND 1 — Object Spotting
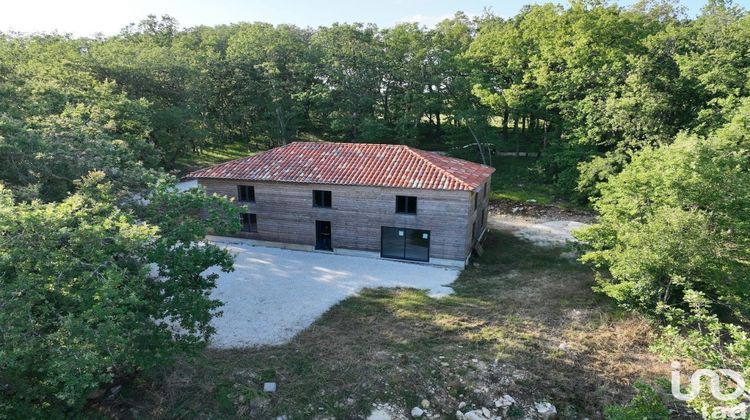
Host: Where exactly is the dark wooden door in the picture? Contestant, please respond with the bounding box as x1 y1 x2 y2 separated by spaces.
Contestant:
315 221 332 251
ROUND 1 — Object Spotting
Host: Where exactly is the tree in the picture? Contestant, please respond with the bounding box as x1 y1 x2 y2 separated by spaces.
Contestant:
0 172 239 416
226 23 313 145
309 23 384 141
576 98 750 411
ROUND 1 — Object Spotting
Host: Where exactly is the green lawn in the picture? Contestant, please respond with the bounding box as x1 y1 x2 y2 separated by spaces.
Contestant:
100 229 676 419
489 156 556 204
174 141 258 176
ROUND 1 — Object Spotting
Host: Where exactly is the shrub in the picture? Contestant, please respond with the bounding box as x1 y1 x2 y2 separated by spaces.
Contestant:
0 172 238 416
604 382 670 420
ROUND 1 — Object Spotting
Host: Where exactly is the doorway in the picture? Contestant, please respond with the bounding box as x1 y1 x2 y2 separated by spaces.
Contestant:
315 220 333 251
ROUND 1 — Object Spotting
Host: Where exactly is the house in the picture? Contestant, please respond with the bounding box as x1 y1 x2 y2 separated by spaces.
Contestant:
186 141 495 266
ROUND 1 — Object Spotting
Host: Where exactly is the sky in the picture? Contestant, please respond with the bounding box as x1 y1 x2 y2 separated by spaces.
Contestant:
0 0 739 37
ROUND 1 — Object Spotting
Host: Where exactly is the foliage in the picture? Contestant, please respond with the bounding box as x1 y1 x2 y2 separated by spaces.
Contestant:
576 97 750 408
0 172 238 416
5 5 750 199
604 381 670 420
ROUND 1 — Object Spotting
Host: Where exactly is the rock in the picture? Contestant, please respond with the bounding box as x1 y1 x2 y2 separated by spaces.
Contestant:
458 401 467 409
346 397 356 406
456 410 464 419
481 407 491 417
494 394 516 408
421 399 430 409
367 409 393 420
462 410 486 420
263 382 277 392
535 401 557 418
511 206 522 213
411 406 424 417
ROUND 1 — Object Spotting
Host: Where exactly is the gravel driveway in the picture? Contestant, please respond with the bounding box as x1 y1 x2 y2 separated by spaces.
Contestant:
205 239 460 348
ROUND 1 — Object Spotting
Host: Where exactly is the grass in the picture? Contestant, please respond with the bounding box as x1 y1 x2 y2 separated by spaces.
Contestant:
489 156 556 205
99 228 680 419
174 141 257 176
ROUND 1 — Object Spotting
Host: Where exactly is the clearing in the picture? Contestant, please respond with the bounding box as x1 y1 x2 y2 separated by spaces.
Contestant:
102 208 683 419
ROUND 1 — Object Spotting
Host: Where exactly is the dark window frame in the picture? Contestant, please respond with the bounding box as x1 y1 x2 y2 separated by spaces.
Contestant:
237 185 255 202
240 212 257 232
395 195 417 214
312 190 332 208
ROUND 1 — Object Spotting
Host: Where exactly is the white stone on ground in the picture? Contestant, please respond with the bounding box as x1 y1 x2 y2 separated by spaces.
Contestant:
205 239 459 348
535 401 557 418
263 382 276 392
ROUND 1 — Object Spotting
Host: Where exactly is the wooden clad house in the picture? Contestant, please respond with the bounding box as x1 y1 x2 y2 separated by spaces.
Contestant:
186 142 495 266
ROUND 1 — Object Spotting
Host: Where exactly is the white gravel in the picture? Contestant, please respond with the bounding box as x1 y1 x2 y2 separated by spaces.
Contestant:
205 240 459 348
490 215 588 247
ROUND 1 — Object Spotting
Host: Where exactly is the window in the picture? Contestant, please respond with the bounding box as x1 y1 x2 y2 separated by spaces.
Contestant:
237 185 255 202
240 213 257 232
483 182 488 198
474 192 479 210
396 195 417 214
313 190 332 208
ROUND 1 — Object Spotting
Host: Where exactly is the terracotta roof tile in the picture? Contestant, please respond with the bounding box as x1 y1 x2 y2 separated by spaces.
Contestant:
186 142 495 191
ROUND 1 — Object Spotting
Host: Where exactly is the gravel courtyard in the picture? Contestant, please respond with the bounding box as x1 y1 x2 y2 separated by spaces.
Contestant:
205 239 460 348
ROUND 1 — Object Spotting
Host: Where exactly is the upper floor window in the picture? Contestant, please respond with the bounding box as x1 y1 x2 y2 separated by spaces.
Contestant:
313 190 332 208
237 185 255 202
396 195 417 214
240 213 257 232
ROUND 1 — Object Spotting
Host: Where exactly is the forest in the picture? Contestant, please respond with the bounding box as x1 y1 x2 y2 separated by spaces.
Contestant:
1 0 747 203
1 0 749 416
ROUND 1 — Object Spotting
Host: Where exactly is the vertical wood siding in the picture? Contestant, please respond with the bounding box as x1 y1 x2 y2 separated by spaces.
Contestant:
198 179 489 261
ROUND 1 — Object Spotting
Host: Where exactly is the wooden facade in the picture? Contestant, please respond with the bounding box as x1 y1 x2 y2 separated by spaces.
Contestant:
198 178 491 265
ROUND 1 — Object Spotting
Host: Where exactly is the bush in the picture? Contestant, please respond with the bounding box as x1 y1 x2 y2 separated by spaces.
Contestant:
604 382 670 420
0 172 238 416
577 99 750 412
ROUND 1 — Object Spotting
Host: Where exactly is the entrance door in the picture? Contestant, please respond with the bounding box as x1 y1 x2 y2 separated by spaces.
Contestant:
380 227 430 262
315 221 333 251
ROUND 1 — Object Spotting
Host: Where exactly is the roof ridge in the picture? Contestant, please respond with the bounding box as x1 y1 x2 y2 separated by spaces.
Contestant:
404 146 473 190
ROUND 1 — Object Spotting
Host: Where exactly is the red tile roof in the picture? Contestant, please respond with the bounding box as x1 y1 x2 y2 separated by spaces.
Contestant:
186 142 495 191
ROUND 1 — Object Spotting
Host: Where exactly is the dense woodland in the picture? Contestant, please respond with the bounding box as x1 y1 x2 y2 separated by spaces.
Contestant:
1 0 748 202
1 0 749 416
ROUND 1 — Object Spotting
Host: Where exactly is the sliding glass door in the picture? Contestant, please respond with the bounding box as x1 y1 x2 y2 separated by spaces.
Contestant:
380 227 430 262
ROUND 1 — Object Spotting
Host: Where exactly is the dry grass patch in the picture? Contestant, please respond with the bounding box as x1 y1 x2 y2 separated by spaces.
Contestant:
99 231 678 419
